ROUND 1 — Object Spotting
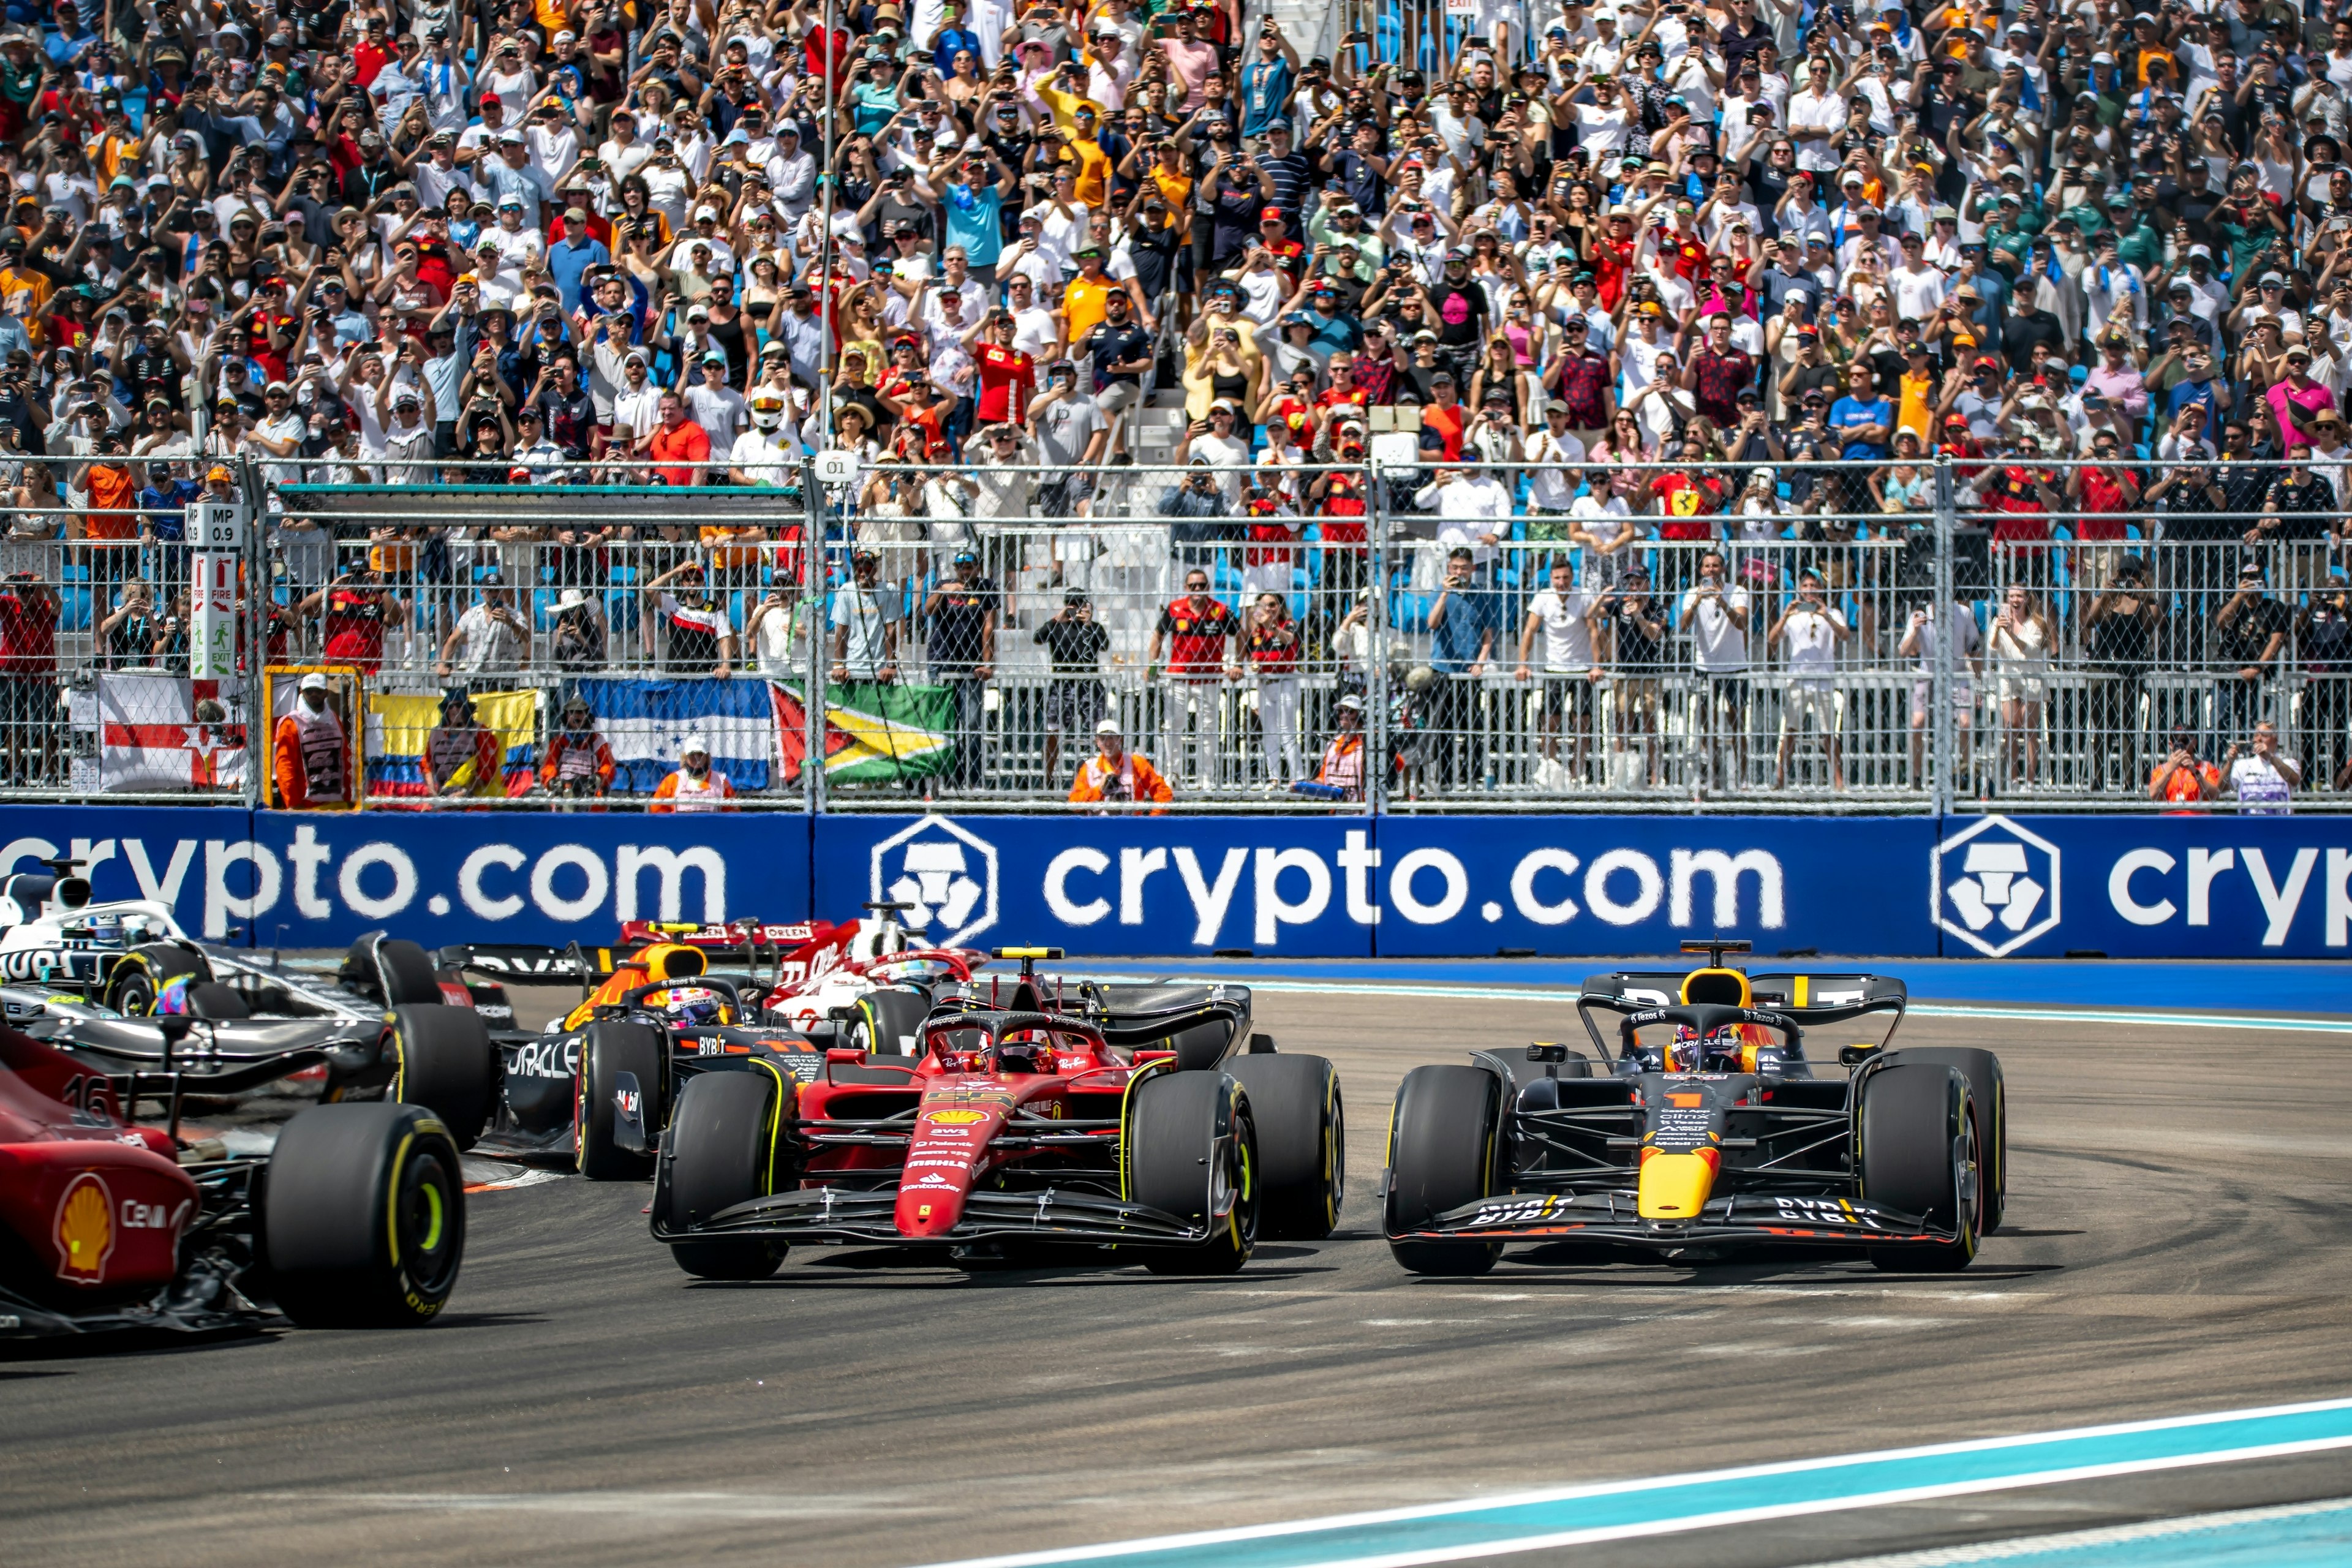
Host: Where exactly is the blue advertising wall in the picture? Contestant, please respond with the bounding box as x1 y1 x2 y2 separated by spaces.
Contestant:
3 807 2350 960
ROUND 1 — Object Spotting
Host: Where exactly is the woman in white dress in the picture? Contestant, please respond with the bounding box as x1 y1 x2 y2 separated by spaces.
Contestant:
1989 584 2052 789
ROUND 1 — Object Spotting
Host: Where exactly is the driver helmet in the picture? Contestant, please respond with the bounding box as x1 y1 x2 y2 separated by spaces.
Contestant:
750 388 787 430
1670 1022 1741 1070
83 912 126 949
655 985 728 1027
153 970 198 1014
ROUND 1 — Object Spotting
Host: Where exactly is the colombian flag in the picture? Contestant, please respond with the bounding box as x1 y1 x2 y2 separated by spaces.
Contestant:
364 689 540 798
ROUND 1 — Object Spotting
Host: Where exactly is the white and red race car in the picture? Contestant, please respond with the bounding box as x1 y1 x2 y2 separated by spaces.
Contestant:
609 903 989 1053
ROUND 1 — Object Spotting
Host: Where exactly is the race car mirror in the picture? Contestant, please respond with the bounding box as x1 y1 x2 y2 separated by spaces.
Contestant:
1838 1044 1882 1067
1527 1042 1571 1063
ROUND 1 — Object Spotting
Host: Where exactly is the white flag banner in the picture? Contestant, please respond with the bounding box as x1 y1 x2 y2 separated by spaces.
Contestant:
98 673 246 793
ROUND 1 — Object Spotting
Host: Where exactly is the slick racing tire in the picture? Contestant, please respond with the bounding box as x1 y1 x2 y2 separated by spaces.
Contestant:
1860 1063 1980 1273
1881 1047 2006 1235
576 1021 667 1180
264 1101 465 1328
849 985 930 1057
1226 1053 1343 1240
657 1070 786 1281
105 942 208 1016
1128 1070 1259 1276
388 1004 496 1152
1385 1065 1503 1277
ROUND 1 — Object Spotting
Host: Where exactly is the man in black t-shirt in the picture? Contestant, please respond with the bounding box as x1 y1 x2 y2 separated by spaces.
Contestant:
2215 561 2292 737
1595 567 1667 788
1426 251 1489 379
924 550 999 790
1082 289 1155 459
1033 588 1112 783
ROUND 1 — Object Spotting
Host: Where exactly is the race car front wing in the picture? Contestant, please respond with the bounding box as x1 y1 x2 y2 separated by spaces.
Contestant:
655 1183 1219 1249
1389 1189 1956 1250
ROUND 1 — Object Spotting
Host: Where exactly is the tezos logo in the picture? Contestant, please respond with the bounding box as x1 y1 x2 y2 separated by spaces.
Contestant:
872 816 997 946
1934 816 2060 957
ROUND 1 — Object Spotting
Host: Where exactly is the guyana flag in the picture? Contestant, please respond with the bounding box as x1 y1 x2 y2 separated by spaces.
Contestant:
772 681 957 785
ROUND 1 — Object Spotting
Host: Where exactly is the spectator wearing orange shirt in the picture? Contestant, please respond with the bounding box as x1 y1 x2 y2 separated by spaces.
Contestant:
273 673 350 810
80 432 138 597
1068 718 1171 812
645 392 710 486
2147 725 2222 812
652 735 736 812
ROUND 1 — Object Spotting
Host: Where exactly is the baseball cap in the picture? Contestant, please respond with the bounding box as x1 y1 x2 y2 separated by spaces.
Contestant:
298 673 330 692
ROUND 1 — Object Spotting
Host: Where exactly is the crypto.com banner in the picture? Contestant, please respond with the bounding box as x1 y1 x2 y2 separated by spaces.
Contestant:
0 807 809 949
0 808 2347 958
815 815 1936 958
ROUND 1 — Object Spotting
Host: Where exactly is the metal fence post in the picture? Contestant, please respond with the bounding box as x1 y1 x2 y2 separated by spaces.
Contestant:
1931 454 1955 818
802 454 824 816
238 456 268 809
1367 457 1389 816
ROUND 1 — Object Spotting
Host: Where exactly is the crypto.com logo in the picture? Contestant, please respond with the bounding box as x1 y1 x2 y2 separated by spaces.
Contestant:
871 816 998 947
1933 816 2061 957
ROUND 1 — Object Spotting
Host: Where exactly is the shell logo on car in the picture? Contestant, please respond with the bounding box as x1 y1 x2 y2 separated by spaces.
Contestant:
53 1171 115 1284
925 1109 987 1126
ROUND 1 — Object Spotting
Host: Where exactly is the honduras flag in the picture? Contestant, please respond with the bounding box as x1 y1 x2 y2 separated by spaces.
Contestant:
571 678 776 796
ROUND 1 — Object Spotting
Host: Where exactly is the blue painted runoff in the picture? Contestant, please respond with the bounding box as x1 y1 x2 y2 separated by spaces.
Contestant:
1929 1500 2352 1566
1070 959 2351 1016
982 1401 2352 1568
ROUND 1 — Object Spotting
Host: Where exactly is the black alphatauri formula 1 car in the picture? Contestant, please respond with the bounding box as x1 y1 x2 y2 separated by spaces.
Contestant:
1382 940 2005 1275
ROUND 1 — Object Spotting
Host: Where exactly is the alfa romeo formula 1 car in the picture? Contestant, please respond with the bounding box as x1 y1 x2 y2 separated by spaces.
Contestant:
647 954 1344 1279
0 997 467 1339
1382 940 2005 1275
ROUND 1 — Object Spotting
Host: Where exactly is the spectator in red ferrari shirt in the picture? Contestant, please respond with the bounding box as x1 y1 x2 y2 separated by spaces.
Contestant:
351 14 398 86
1969 458 2064 585
971 310 1037 426
2067 430 2142 584
1148 567 1241 788
0 571 57 787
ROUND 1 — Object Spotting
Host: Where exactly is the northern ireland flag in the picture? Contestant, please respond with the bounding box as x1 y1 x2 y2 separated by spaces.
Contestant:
98 674 247 791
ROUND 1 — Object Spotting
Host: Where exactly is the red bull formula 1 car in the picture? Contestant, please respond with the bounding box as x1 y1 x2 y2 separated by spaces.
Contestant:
647 949 1344 1278
1382 940 2005 1275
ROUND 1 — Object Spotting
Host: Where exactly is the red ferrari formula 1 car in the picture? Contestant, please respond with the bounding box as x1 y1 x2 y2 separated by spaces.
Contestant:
647 952 1343 1278
1382 939 2005 1275
0 1000 466 1340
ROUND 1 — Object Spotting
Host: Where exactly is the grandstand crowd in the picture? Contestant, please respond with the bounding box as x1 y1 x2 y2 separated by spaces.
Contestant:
0 0 2346 806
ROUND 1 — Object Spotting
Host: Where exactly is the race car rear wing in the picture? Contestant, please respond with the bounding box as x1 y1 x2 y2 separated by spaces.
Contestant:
435 943 608 985
1576 970 1908 1061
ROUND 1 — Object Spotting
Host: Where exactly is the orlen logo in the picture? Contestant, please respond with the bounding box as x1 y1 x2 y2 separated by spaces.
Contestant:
53 1171 116 1284
872 816 997 946
1933 816 2061 957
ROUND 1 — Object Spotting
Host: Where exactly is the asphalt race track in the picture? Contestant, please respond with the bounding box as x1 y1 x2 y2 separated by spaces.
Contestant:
7 983 2352 1568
